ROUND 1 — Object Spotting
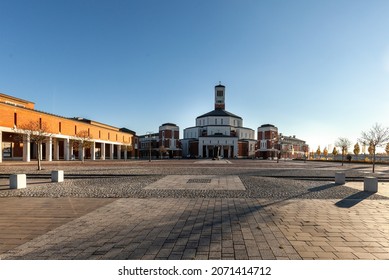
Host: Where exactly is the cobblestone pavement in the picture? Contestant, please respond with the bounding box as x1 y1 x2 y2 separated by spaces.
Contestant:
1 159 389 260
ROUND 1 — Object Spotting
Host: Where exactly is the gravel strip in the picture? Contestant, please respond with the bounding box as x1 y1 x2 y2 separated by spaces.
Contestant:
1 175 387 200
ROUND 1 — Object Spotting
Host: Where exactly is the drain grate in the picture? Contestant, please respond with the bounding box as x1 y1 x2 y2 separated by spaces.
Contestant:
187 179 212 184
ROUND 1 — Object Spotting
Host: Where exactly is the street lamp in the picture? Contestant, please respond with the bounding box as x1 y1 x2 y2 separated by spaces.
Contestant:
146 131 154 162
276 135 284 163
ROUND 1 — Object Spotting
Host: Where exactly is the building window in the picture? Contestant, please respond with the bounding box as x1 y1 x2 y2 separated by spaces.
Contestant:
99 131 101 138
217 90 223 97
14 113 17 126
74 125 77 134
59 122 62 133
39 118 42 129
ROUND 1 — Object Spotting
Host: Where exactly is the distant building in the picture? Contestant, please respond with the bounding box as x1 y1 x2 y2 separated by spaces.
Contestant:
256 124 308 159
0 93 137 162
279 134 309 159
159 123 181 158
138 132 159 160
257 124 279 159
181 84 256 158
138 123 182 159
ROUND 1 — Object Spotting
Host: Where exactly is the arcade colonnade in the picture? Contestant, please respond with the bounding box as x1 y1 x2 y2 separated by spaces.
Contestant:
0 129 135 163
0 93 136 163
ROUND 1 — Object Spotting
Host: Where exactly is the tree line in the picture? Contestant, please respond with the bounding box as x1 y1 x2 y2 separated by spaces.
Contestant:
313 123 389 173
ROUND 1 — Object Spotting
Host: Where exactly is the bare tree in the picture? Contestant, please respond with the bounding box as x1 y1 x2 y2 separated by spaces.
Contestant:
316 146 321 159
335 137 351 166
323 147 328 159
159 145 167 159
359 123 389 173
353 143 360 161
14 120 52 170
332 147 338 158
73 130 93 162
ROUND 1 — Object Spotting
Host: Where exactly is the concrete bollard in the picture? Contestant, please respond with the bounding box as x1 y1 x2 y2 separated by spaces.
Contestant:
51 170 64 182
335 172 346 184
364 177 378 193
10 174 27 189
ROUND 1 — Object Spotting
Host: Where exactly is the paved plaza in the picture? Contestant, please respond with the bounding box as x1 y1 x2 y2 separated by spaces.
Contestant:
1 159 389 260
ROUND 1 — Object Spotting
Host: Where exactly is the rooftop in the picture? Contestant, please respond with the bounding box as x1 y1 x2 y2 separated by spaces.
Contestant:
197 109 242 120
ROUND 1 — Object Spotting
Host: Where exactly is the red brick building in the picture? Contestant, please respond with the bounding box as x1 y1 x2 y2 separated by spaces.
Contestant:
256 124 308 159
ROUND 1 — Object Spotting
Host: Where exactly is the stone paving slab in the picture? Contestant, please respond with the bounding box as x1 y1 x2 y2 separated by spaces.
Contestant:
144 175 245 190
1 197 389 260
0 197 116 255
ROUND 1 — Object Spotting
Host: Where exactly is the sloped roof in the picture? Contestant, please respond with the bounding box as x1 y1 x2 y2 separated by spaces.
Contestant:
196 109 242 119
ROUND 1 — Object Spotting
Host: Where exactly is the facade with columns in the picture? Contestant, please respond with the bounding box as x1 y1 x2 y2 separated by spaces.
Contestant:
181 84 256 158
0 93 137 163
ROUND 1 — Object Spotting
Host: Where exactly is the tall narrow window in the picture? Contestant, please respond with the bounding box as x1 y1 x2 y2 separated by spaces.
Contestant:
59 122 62 133
99 131 101 138
39 118 42 129
74 125 77 135
14 113 17 126
88 128 90 136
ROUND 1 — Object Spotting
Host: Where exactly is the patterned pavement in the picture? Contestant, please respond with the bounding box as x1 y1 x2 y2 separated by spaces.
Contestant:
1 160 389 260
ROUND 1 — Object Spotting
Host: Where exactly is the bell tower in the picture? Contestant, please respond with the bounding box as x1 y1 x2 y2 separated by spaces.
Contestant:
214 83 225 110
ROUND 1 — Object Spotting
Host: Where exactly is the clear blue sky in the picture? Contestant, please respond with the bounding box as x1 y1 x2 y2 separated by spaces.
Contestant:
1 0 389 152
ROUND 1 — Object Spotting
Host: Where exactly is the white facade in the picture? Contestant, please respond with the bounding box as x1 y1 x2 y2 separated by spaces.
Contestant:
182 84 256 158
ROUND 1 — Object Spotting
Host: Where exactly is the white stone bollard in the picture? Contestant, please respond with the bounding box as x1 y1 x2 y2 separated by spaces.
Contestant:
335 172 346 184
364 177 378 193
51 170 64 182
10 174 27 189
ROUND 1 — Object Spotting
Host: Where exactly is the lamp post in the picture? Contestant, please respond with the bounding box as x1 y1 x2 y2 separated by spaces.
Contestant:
276 135 284 163
146 131 154 162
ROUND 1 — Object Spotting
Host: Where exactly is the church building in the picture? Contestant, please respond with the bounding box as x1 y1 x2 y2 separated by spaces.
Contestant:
181 84 256 158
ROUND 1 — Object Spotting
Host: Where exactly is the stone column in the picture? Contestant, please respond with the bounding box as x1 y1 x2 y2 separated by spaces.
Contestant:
64 138 70 161
79 145 84 161
53 138 59 161
91 142 96 160
39 143 43 160
110 144 114 159
23 134 31 162
101 143 106 160
117 145 121 160
124 146 128 161
234 142 238 158
45 137 52 161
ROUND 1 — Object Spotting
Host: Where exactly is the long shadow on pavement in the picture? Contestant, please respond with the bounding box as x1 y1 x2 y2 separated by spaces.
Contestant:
335 191 375 208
